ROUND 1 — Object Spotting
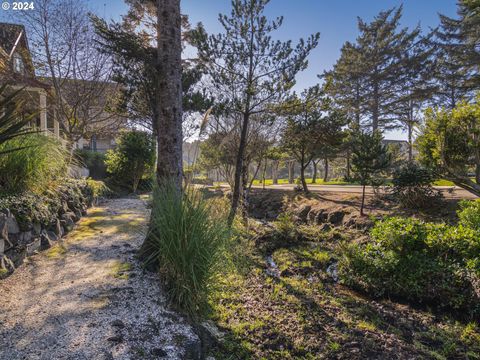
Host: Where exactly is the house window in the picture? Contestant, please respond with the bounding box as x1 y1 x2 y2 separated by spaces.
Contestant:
13 53 24 74
90 135 97 152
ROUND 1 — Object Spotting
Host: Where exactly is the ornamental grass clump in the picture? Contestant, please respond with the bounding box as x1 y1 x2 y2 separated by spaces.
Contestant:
143 181 229 317
0 134 69 195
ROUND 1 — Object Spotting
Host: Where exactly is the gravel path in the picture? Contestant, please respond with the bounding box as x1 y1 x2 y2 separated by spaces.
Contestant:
0 197 199 360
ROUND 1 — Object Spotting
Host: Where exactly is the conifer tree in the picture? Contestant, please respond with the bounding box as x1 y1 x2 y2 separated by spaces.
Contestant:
192 0 319 225
356 7 420 132
433 0 480 108
351 130 391 215
326 7 421 133
395 36 436 161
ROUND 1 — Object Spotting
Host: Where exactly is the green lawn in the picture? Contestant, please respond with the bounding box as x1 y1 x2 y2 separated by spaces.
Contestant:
214 178 465 188
432 179 456 186
251 178 353 186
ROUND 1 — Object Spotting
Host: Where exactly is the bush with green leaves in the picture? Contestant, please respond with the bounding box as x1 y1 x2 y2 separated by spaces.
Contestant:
391 163 442 208
339 202 480 318
0 179 97 230
105 131 155 193
458 199 480 230
140 181 229 317
75 149 107 180
0 134 69 195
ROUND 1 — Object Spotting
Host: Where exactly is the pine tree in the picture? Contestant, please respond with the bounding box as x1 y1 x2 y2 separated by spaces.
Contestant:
327 7 420 133
282 87 346 192
356 6 421 132
433 0 480 108
395 35 436 161
192 0 319 225
281 87 324 193
351 130 391 216
322 42 365 127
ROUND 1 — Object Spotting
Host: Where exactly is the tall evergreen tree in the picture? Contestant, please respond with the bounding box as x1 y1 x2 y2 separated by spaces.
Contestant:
192 0 319 225
322 42 365 127
356 6 421 132
395 35 436 161
282 87 346 192
326 7 421 133
432 0 480 108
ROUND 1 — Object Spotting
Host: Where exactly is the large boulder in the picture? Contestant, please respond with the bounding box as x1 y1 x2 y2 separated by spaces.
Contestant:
26 237 41 256
51 219 64 237
295 205 311 223
32 222 42 236
5 248 26 267
18 231 33 246
6 215 19 234
61 213 75 232
327 210 345 225
315 210 328 224
40 230 58 250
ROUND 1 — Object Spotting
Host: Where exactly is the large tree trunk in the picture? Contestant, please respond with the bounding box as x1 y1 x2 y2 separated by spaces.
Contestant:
288 161 295 184
300 153 308 192
323 157 329 183
140 0 183 268
272 160 279 185
228 112 250 226
300 164 309 192
154 0 183 189
312 161 318 183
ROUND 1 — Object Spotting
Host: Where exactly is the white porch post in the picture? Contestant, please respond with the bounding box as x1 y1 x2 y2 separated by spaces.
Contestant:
53 110 60 139
39 91 47 132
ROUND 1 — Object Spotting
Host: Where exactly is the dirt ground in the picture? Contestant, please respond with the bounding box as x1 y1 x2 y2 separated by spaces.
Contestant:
207 188 480 359
247 188 463 224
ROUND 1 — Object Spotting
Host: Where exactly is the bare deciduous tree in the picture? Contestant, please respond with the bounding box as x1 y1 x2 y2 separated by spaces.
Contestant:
18 0 124 146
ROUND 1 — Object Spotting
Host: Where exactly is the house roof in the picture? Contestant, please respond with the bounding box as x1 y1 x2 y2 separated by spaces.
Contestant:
0 23 25 57
0 22 50 90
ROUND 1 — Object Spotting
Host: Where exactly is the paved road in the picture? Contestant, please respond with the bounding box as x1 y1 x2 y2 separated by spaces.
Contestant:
247 184 477 199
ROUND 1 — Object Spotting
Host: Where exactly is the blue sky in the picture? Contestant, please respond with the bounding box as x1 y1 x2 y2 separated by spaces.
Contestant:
2 0 459 139
94 0 457 90
92 0 458 140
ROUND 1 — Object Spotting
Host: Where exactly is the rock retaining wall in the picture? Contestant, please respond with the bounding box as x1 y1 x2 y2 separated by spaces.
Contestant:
0 181 93 278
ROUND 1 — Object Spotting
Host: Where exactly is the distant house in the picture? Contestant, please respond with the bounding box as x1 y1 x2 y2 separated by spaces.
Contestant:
1 22 126 153
0 22 61 140
39 77 128 153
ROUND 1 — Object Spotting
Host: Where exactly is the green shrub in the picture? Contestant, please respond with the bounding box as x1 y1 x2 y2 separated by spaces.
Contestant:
75 150 107 179
458 199 480 230
0 134 69 195
105 131 155 193
142 181 229 317
391 163 442 208
339 214 480 318
0 179 91 230
85 178 109 202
